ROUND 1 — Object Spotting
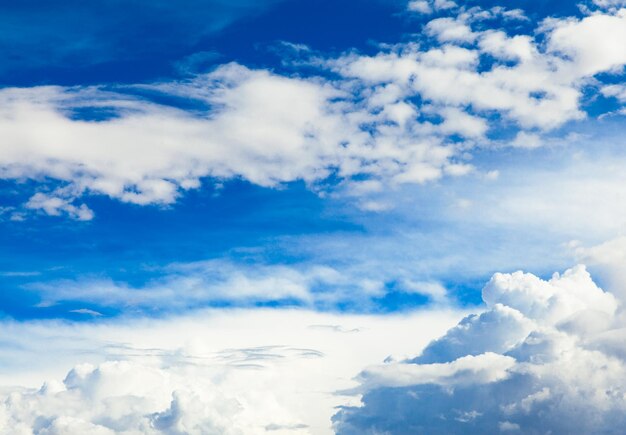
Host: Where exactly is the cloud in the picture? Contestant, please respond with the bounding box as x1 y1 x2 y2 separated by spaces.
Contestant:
408 0 457 14
25 192 94 221
333 265 626 434
602 83 626 111
1 7 625 219
333 8 626 131
26 257 456 312
426 18 476 43
546 9 626 76
0 308 465 434
407 1 433 14
0 64 470 219
573 236 626 301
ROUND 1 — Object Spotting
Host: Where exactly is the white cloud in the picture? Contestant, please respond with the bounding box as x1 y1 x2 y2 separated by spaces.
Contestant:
25 257 460 311
333 8 626 133
478 31 535 62
0 309 465 434
25 192 94 221
355 352 515 390
437 107 488 138
591 0 626 12
509 131 542 149
602 83 626 102
546 9 626 77
407 0 432 14
0 64 471 219
434 0 457 11
1 8 624 219
333 265 626 434
573 236 626 301
407 0 457 14
426 18 476 43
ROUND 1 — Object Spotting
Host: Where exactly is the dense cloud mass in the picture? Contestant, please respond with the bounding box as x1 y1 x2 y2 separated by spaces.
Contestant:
1 7 625 219
1 360 317 435
0 309 464 435
334 265 626 434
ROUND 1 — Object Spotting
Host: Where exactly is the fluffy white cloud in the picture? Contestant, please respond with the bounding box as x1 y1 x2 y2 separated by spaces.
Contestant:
334 265 626 434
407 0 432 14
334 8 626 132
0 309 465 434
546 9 626 76
0 62 472 220
25 192 94 221
1 8 624 219
602 83 626 115
426 18 476 43
573 236 626 302
407 0 458 14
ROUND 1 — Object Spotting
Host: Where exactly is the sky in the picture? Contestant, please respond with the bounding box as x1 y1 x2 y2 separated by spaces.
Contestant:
1 0 626 433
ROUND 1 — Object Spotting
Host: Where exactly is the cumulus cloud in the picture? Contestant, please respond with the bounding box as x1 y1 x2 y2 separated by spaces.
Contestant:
334 265 626 434
0 309 465 434
0 64 471 219
25 192 94 221
2 360 288 435
407 0 433 14
1 7 625 218
333 8 626 131
573 236 626 301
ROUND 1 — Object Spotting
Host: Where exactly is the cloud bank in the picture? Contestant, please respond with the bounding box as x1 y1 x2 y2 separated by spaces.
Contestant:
1 7 625 219
0 309 464 434
334 265 626 434
5 262 626 434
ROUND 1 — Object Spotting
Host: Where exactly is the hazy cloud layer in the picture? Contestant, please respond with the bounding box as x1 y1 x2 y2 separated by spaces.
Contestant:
26 258 455 313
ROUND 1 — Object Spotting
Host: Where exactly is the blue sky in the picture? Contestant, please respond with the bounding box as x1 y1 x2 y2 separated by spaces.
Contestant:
1 0 626 433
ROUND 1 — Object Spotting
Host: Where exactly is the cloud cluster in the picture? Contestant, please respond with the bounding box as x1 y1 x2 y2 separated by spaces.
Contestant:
334 265 626 434
334 8 626 130
1 7 625 219
0 309 464 434
2 360 264 435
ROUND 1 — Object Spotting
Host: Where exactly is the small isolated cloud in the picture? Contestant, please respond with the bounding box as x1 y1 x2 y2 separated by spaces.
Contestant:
407 1 432 14
426 17 476 43
408 0 457 14
25 192 94 221
334 265 626 434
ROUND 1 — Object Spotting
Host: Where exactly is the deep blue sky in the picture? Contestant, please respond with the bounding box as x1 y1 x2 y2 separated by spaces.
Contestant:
0 0 584 87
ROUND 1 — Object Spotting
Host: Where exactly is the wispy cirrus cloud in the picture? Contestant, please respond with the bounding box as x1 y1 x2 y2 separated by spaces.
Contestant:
26 258 455 313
